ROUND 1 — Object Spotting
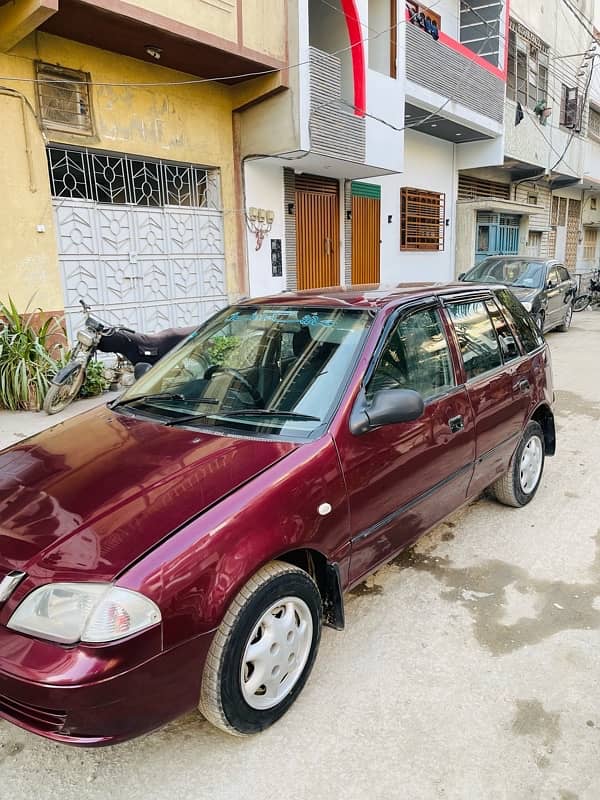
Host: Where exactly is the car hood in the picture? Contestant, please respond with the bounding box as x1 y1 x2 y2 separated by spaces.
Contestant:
0 407 297 582
506 286 540 304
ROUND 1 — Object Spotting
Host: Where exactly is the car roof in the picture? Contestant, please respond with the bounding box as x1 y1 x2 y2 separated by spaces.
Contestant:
238 282 497 312
476 255 555 264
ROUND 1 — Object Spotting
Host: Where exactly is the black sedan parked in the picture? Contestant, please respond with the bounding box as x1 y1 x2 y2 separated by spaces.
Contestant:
459 256 576 334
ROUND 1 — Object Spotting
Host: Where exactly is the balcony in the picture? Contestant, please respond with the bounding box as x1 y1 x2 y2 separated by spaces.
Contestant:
404 21 505 141
1 0 287 80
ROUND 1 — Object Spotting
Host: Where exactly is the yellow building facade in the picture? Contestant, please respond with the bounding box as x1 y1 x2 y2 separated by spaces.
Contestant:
0 0 287 334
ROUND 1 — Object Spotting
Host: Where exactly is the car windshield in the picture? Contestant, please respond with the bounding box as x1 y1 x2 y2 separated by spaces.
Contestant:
463 258 546 289
115 304 372 439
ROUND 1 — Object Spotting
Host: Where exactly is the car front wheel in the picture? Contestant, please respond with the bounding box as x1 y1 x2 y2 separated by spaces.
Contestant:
557 303 573 332
199 561 322 735
490 420 545 507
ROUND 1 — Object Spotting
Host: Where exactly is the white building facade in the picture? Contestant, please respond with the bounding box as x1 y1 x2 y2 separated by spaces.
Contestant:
238 0 599 295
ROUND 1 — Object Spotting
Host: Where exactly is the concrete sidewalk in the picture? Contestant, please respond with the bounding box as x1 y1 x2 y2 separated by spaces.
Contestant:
1 311 600 800
0 390 119 450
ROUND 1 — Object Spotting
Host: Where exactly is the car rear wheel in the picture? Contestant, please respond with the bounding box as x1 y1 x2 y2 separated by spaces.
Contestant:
199 561 322 735
557 304 573 332
490 421 545 508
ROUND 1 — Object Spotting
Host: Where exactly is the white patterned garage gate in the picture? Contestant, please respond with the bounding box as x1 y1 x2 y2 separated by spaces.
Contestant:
47 145 228 342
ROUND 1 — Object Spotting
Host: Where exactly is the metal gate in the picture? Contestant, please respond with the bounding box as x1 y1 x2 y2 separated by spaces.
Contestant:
475 212 520 263
351 182 380 284
295 174 339 290
47 146 227 341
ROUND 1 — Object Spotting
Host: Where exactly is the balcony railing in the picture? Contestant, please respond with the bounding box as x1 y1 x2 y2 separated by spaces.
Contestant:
405 23 505 126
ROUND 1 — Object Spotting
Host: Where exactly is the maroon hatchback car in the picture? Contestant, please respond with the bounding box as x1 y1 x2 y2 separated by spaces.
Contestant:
0 284 555 745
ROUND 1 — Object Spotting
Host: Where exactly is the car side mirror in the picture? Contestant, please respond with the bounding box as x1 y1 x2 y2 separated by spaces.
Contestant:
134 362 152 381
546 279 555 289
458 272 466 281
350 388 425 435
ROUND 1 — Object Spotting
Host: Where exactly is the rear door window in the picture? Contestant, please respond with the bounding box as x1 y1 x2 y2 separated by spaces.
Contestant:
446 300 502 380
485 299 520 362
495 288 544 352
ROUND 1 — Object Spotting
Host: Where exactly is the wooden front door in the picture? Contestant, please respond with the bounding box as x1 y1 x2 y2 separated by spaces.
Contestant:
295 175 339 290
351 183 380 284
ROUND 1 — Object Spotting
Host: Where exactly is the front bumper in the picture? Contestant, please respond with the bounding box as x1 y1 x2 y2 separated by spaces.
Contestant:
0 628 214 746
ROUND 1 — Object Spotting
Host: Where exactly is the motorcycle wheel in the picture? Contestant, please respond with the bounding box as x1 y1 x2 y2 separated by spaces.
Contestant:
43 364 86 415
572 294 591 312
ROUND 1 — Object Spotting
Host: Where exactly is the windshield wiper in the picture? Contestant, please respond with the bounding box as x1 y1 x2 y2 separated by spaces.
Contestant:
218 409 321 421
162 407 321 428
111 392 218 409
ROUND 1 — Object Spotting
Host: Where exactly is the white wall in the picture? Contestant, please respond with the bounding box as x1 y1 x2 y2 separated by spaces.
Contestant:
367 130 456 283
433 0 460 40
366 69 404 172
245 161 286 298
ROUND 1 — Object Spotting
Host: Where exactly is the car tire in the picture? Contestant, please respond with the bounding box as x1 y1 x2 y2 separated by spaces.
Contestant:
557 304 573 332
490 421 545 508
199 561 322 736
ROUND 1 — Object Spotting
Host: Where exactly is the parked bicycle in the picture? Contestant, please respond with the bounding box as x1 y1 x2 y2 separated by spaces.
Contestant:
572 269 600 312
44 300 195 415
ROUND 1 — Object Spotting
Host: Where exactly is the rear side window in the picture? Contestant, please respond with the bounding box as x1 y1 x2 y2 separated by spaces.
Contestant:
495 288 544 352
558 266 570 282
446 300 502 380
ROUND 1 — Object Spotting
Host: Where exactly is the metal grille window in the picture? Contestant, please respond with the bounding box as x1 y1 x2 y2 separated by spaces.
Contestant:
583 228 598 260
457 175 510 201
36 62 94 135
46 145 219 208
507 23 549 109
400 187 445 251
589 106 600 140
560 86 580 130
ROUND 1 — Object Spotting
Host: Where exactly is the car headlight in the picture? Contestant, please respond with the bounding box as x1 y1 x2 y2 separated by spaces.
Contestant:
7 583 161 645
521 301 533 312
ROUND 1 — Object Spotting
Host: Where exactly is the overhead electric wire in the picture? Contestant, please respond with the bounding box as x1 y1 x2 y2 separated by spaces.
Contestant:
0 0 446 89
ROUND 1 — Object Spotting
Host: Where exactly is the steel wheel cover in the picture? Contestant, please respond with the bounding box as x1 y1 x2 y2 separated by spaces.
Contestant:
240 597 313 710
519 434 543 494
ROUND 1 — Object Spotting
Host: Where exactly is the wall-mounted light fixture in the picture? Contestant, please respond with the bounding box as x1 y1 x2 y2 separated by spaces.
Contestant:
145 45 162 60
246 207 274 251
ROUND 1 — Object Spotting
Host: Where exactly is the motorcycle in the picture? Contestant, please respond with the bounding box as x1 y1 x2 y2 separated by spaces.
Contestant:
572 270 600 312
44 300 196 415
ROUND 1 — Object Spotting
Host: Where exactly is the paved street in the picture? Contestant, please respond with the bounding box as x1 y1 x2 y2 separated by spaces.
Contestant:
1 312 599 800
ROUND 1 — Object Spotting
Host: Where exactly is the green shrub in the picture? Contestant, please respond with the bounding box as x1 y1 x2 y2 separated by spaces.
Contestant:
79 359 109 398
0 297 63 411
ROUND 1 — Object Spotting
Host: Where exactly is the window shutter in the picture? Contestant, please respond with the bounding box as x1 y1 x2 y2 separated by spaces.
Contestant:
36 62 94 136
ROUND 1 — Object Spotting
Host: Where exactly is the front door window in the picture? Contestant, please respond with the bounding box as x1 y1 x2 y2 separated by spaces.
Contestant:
367 308 455 400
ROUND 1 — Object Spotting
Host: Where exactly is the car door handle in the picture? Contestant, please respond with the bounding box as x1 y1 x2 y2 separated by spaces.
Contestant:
448 415 464 433
513 378 530 393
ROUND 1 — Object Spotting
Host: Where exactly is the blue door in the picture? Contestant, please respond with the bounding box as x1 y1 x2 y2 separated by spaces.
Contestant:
475 213 520 263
